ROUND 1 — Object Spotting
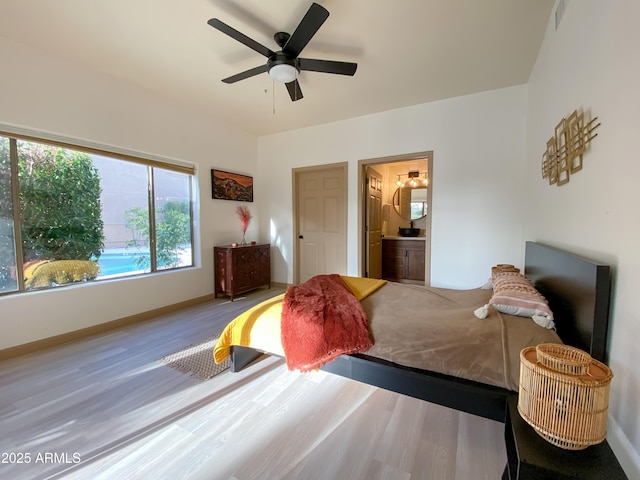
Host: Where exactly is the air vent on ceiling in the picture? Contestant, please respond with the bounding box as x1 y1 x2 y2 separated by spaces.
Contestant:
555 0 568 31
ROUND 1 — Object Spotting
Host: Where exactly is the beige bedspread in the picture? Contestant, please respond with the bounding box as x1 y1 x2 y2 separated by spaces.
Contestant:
360 282 562 391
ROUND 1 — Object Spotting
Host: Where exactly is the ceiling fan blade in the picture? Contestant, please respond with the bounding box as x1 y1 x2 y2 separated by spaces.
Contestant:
222 65 267 83
207 18 274 58
298 58 358 76
283 3 329 57
285 80 303 101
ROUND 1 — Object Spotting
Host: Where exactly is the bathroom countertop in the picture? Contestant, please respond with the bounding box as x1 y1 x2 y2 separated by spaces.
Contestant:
382 236 426 240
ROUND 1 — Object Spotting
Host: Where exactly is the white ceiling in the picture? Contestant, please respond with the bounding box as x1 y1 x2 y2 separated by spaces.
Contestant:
0 0 554 137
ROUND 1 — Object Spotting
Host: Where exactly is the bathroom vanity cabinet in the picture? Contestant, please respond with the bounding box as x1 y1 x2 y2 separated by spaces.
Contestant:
381 238 425 284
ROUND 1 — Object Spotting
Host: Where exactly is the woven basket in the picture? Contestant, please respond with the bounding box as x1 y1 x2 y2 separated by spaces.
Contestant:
518 343 613 450
491 264 520 276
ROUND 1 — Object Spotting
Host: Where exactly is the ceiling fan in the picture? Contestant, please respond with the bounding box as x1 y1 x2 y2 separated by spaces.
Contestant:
207 2 357 101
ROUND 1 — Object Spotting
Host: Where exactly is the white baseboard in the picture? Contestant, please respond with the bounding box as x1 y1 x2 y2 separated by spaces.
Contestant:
607 415 640 479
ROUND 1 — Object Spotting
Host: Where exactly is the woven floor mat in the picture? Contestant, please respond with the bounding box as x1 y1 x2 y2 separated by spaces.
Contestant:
158 334 230 380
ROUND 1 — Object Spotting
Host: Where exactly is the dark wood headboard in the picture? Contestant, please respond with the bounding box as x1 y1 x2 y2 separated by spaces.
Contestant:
524 241 611 362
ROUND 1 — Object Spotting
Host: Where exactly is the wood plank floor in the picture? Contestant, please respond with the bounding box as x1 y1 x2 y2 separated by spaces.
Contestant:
0 287 506 480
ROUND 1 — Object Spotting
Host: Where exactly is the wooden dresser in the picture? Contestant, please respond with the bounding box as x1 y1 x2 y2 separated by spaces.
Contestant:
214 243 270 301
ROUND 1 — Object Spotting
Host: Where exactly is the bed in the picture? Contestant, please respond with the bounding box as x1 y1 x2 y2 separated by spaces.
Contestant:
215 241 612 422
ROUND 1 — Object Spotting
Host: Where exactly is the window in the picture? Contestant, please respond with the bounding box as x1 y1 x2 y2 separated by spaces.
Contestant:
0 134 195 295
0 138 18 292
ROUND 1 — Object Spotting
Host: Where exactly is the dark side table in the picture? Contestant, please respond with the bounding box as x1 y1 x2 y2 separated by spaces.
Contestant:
503 394 627 479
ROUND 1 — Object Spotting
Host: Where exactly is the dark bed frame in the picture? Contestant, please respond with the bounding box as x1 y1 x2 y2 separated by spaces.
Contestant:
229 241 612 422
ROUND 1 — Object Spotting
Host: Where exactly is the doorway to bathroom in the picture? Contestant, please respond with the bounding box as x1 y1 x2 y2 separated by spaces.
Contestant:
358 151 433 285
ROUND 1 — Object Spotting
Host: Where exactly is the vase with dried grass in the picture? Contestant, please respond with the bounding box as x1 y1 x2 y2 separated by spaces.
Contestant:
236 205 252 245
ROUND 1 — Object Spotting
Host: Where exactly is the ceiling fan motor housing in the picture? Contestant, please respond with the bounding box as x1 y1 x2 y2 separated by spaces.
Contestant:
268 31 299 83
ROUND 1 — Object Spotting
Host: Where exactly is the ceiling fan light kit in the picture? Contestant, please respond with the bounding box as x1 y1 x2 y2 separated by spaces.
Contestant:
267 55 299 83
208 2 357 101
268 63 299 83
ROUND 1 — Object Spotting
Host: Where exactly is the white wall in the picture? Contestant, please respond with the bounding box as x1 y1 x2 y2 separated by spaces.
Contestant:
525 1 640 476
258 85 529 288
0 36 259 350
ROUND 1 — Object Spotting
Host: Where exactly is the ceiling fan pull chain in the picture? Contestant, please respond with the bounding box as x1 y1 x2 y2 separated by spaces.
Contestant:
273 80 276 115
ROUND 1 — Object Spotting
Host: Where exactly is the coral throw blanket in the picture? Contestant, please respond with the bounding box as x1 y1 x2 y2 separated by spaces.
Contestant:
281 274 374 372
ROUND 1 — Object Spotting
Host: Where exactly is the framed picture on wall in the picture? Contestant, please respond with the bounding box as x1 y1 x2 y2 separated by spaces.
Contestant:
211 169 253 202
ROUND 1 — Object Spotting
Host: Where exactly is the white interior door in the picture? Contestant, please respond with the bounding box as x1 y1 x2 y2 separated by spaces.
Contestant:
295 165 347 284
366 167 383 278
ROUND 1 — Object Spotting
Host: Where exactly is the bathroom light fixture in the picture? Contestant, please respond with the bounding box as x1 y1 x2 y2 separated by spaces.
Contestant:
396 171 429 188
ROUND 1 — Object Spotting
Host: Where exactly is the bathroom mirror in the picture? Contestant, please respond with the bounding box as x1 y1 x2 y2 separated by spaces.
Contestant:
393 187 427 220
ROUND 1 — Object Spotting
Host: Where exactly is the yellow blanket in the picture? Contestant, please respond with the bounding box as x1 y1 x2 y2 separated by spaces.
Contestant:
213 276 386 364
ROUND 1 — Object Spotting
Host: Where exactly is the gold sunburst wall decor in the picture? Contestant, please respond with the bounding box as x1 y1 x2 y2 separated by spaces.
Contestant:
541 109 600 186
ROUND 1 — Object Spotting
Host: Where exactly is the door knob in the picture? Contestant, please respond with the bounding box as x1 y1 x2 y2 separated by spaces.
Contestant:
298 235 304 239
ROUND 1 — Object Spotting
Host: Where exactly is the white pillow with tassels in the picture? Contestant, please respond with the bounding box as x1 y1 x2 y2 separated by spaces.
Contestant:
474 272 555 329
